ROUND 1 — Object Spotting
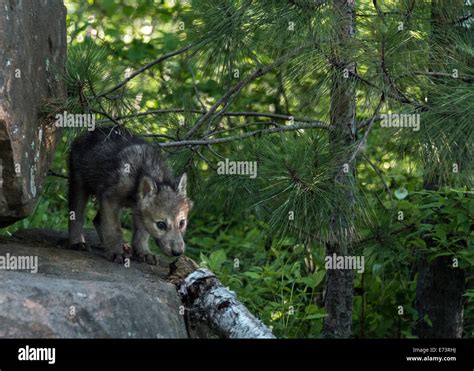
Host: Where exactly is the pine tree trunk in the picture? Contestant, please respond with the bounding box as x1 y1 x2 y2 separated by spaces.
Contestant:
415 0 466 339
415 254 465 338
323 0 357 338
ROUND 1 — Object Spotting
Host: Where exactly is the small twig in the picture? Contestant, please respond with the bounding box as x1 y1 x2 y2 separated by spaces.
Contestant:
88 79 122 126
451 13 472 25
277 70 291 115
361 153 392 197
373 0 385 23
381 38 414 105
206 144 226 160
146 133 177 141
204 121 280 138
187 62 207 110
48 170 67 179
357 115 382 129
346 96 384 166
97 43 196 99
190 147 217 170
90 108 121 127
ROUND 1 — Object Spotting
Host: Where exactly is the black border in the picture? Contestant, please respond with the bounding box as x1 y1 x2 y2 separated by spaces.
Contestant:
1 339 473 368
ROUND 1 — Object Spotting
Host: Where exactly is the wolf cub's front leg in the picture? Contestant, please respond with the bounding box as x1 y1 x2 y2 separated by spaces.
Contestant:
132 227 157 265
131 213 157 265
98 197 130 264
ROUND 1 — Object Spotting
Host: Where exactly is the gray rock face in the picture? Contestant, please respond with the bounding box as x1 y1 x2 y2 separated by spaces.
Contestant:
0 0 67 226
0 229 189 338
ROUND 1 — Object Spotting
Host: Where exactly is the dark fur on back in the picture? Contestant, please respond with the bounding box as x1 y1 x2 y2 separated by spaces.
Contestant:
69 126 175 203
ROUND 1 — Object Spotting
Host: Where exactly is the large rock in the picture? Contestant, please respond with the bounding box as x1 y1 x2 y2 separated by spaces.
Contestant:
0 229 189 338
0 0 67 226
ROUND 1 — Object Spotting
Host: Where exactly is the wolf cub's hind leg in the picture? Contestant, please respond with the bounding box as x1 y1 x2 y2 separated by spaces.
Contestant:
93 210 103 243
132 213 157 265
98 197 129 264
68 173 90 251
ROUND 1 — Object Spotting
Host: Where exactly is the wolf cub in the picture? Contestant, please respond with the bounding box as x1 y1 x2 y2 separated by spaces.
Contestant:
68 126 192 264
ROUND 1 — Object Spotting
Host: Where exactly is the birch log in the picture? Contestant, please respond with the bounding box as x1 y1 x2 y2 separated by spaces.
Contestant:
168 256 275 339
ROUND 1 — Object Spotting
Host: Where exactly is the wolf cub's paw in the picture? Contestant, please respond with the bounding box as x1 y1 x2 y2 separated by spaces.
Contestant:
132 253 158 265
69 242 91 252
109 252 132 264
122 243 132 255
108 243 133 264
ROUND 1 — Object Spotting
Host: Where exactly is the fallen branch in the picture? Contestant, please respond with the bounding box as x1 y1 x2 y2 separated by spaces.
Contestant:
168 256 275 339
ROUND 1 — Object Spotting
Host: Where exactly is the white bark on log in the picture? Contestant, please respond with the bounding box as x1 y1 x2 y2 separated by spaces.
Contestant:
177 268 275 339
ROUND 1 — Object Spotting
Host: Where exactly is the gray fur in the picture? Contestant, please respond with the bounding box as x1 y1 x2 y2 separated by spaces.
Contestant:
68 126 192 264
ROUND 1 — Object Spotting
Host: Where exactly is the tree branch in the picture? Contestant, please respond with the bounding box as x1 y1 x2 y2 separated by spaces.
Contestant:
97 43 196 99
183 45 311 140
346 96 384 165
48 170 67 179
150 121 329 147
97 108 326 126
360 152 392 197
400 70 474 83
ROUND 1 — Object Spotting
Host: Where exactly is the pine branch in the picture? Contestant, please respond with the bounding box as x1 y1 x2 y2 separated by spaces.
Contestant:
400 71 474 83
151 121 329 147
328 52 424 108
183 45 312 139
96 108 327 126
204 121 280 137
97 43 196 99
353 224 415 248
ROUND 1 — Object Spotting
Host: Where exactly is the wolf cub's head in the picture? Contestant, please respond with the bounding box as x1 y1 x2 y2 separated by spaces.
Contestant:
137 173 192 256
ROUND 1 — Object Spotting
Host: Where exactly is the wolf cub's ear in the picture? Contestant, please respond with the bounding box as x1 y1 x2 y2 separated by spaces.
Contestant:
177 173 187 197
139 176 156 199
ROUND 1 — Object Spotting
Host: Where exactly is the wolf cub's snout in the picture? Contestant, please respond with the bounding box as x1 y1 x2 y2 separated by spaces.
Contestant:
68 126 193 264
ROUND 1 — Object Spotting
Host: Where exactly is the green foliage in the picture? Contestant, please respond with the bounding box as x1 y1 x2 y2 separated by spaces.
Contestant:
403 189 474 268
187 213 327 338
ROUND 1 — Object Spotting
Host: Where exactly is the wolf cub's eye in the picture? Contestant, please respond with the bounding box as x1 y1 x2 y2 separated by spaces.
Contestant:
156 221 167 231
179 219 186 229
